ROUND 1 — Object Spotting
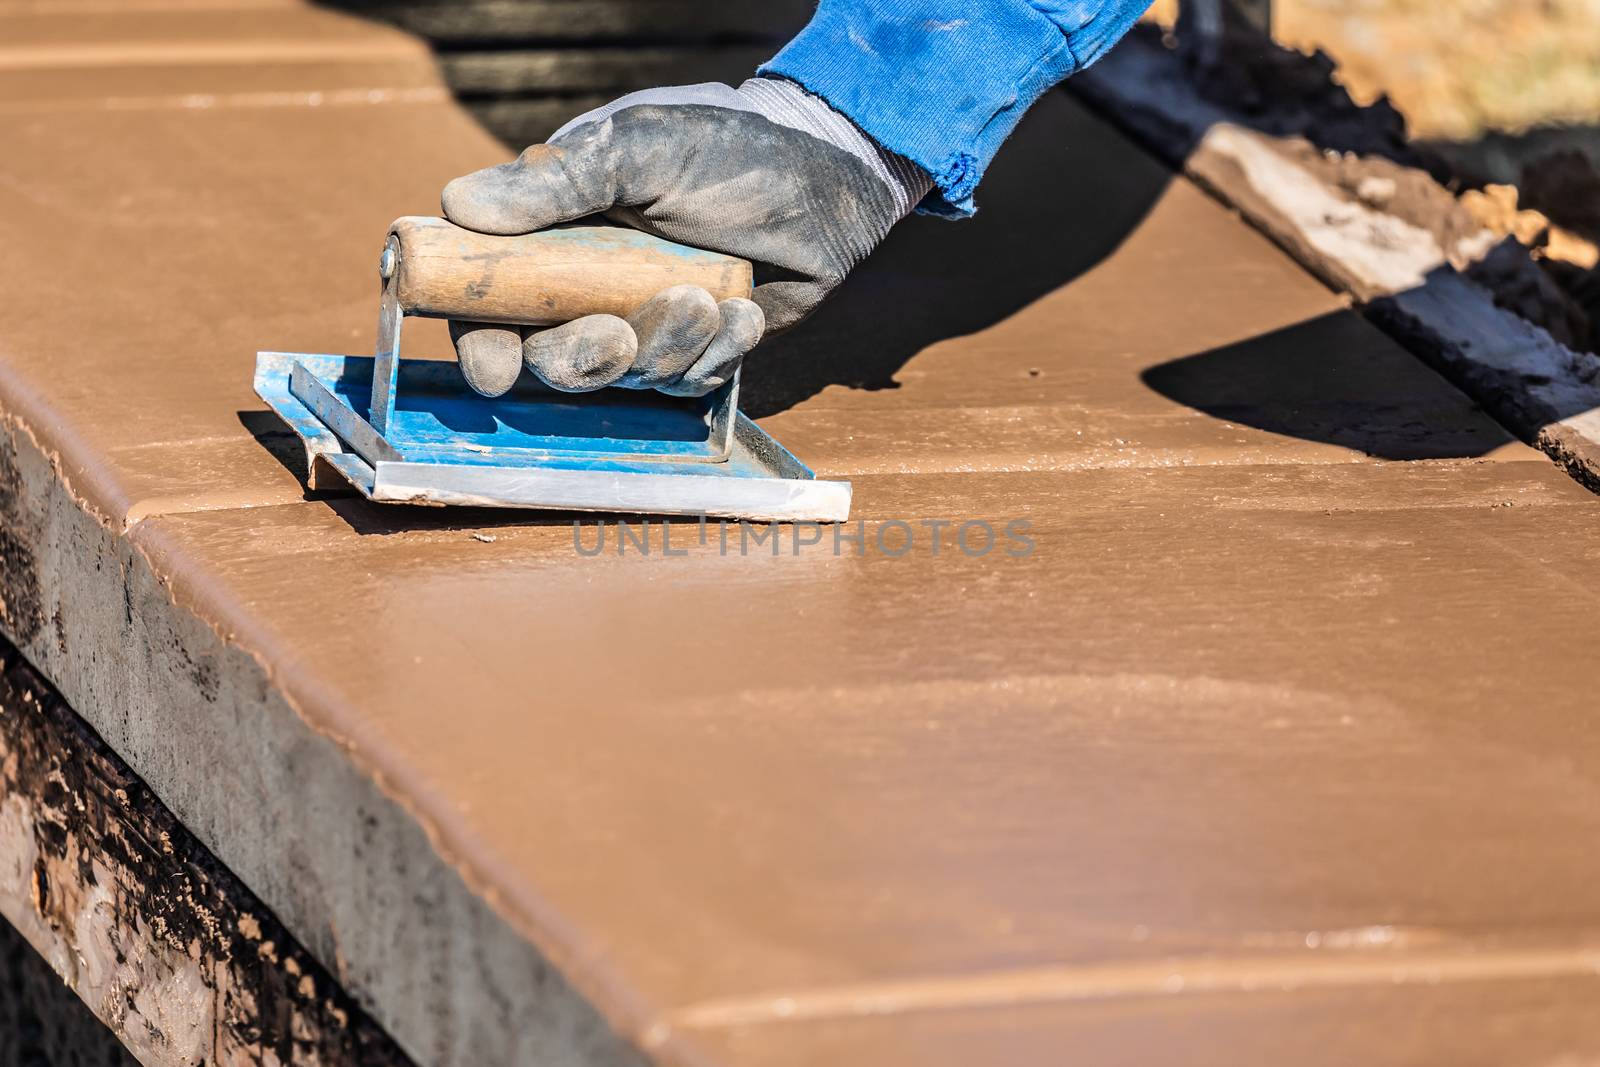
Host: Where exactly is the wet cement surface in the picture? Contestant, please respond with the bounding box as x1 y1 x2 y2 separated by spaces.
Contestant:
4 2 1600 1064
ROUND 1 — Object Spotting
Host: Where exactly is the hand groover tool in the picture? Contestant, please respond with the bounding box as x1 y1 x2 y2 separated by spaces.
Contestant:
255 217 851 522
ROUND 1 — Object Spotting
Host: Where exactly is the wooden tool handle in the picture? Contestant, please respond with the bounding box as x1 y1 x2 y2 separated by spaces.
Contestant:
384 216 753 325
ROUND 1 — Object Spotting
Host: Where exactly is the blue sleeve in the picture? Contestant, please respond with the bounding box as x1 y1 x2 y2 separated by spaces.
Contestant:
758 0 1154 217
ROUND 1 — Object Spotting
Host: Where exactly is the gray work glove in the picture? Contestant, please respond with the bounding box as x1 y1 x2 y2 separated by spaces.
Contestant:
441 77 931 397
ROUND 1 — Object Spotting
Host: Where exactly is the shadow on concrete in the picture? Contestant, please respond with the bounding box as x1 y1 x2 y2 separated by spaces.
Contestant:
313 0 814 147
1069 22 1600 453
742 95 1173 416
1141 311 1520 460
323 496 594 535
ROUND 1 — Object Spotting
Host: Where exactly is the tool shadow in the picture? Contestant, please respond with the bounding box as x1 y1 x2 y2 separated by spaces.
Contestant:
749 90 1522 464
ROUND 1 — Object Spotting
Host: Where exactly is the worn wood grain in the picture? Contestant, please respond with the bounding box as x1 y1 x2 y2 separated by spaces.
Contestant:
0 640 413 1067
0 916 138 1067
390 216 753 324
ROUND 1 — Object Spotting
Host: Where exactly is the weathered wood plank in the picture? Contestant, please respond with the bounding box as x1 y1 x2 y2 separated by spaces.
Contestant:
0 640 413 1067
1072 29 1600 489
0 916 138 1067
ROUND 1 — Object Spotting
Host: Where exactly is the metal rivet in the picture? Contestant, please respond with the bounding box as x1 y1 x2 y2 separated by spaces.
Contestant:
378 245 397 280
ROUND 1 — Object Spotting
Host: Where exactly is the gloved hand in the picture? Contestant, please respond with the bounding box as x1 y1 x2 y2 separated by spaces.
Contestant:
441 78 931 397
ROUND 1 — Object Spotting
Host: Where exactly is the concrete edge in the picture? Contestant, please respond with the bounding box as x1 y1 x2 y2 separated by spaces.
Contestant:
0 408 653 1067
1071 31 1600 486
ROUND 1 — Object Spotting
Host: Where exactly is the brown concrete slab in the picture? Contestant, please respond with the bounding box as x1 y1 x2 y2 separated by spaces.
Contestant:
0 83 490 520
0 4 439 108
4 3 1600 1065
674 977 1600 1067
127 466 1600 1030
0 64 1527 521
760 308 1529 475
747 99 1528 474
6 0 298 10
748 126 1523 476
0 6 417 60
0 58 442 111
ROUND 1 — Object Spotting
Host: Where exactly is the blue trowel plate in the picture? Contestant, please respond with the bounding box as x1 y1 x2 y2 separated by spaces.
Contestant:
262 351 729 466
252 352 852 521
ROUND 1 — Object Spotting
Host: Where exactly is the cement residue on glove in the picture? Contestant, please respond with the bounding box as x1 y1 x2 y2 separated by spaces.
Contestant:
441 77 931 398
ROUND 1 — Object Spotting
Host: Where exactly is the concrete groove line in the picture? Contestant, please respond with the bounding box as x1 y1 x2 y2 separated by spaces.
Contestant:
1470 527 1600 609
114 457 1600 531
814 456 1541 476
111 433 292 451
662 944 1600 1033
0 86 452 116
120 492 323 530
0 40 425 71
1 0 294 13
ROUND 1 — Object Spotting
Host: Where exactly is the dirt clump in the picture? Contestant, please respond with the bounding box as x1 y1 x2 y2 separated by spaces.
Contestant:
1460 178 1600 353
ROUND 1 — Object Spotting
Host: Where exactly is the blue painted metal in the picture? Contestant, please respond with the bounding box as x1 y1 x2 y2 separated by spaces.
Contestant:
253 352 853 520
264 353 732 468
